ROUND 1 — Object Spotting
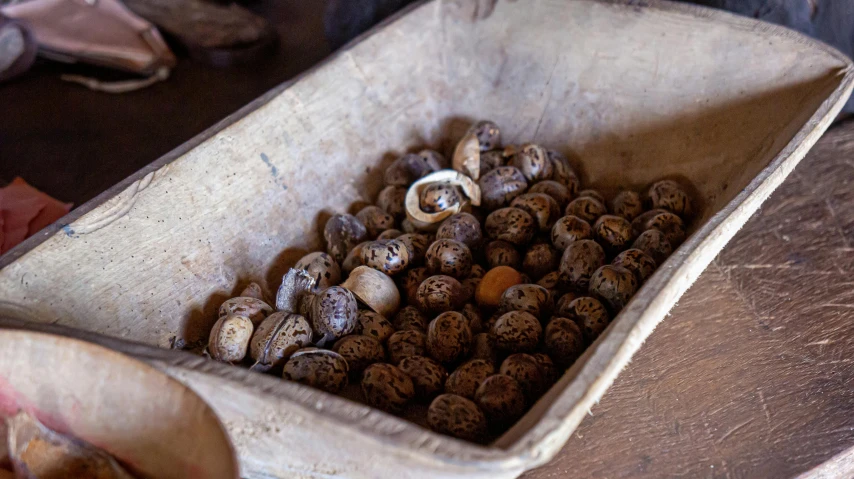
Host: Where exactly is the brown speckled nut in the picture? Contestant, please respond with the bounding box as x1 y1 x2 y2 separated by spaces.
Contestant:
282 348 349 394
550 215 592 251
420 181 462 213
645 210 686 246
361 363 415 413
294 252 342 292
491 311 542 353
560 296 610 343
416 275 465 315
529 180 573 209
632 229 673 264
219 297 273 326
461 303 484 334
589 265 639 312
332 334 386 373
356 205 396 239
479 150 505 175
499 284 553 319
384 153 435 187
544 317 585 367
249 312 313 371
446 359 495 399
461 278 480 304
523 243 560 280
511 193 561 232
593 214 634 253
324 214 369 264
208 315 254 363
425 239 473 278
419 149 448 170
611 190 644 221
469 120 502 151
500 353 547 399
631 208 670 237
356 310 395 343
537 271 563 292
648 179 692 218
398 355 448 400
377 229 403 241
427 311 473 365
399 267 429 305
532 353 559 386
435 212 483 249
310 286 359 345
376 185 408 222
547 150 580 195
559 239 606 291
387 329 427 364
565 196 607 223
470 333 498 365
342 241 368 275
485 207 536 246
485 240 521 270
475 374 527 428
510 143 553 182
613 248 657 283
478 166 528 211
360 239 411 276
553 292 579 317
427 394 488 442
397 233 430 265
393 306 428 332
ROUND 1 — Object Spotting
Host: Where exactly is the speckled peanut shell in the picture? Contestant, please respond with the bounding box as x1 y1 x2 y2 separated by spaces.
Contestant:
593 214 634 253
398 267 429 307
631 208 669 236
332 334 385 373
360 239 410 275
249 312 312 371
428 394 488 442
470 333 498 365
425 239 473 278
485 240 521 270
499 284 553 319
419 149 448 170
565 196 607 223
436 213 483 249
523 243 560 280
560 296 610 343
459 303 482 335
310 286 358 345
282 348 349 394
356 310 395 343
324 214 369 264
219 297 273 327
485 207 536 246
393 305 428 332
397 233 430 265
416 275 465 314
532 353 559 386
500 353 547 399
613 248 657 283
478 166 528 211
399 355 448 400
342 241 368 275
544 317 585 367
632 229 673 264
479 150 505 175
510 143 553 182
589 265 639 312
377 229 403 240
420 181 462 213
356 205 395 239
511 193 561 233
427 311 473 364
208 315 254 363
559 239 606 291
611 190 644 221
529 180 572 209
645 210 687 246
469 120 501 151
294 252 342 291
387 329 427 364
384 153 435 187
547 150 580 195
376 185 408 222
648 179 693 218
475 374 527 428
361 363 415 412
445 359 495 399
550 215 592 252
553 292 580 317
491 310 542 353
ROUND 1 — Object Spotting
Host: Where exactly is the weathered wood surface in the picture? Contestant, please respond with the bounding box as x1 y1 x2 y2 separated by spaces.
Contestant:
526 121 854 479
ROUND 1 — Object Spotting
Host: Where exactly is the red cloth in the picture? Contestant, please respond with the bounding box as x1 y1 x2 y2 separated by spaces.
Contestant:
0 178 72 254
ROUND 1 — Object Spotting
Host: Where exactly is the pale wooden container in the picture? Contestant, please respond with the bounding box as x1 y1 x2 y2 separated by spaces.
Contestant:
0 0 852 478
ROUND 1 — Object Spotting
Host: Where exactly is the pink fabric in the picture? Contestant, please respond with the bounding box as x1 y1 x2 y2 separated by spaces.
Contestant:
0 178 72 254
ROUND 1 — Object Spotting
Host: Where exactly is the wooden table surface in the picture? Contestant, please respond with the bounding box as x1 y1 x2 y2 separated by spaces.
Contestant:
2 1 854 477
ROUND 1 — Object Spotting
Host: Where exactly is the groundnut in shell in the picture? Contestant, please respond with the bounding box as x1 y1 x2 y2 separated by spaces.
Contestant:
475 374 527 428
510 143 553 182
645 210 686 246
324 213 369 263
529 180 572 209
416 275 465 314
310 286 359 345
377 229 403 240
356 205 395 239
397 233 430 264
589 265 639 312
511 193 561 233
500 353 547 399
332 334 385 373
356 310 395 343
399 355 448 400
361 363 415 413
360 239 410 275
565 196 607 223
648 179 693 218
427 311 472 365
491 311 542 353
342 241 368 275
436 213 483 249
428 394 488 442
425 239 473 278
249 312 313 371
469 120 501 151
294 252 341 291
550 215 592 252
485 240 521 269
611 190 644 221
559 239 606 291
399 267 429 305
544 317 585 367
561 296 610 343
485 207 536 246
282 348 349 394
593 215 634 253
445 359 495 399
523 243 559 280
377 185 408 221
387 329 427 364
208 315 254 363
613 248 657 283
393 305 428 332
499 284 553 319
478 166 528 211
632 229 673 264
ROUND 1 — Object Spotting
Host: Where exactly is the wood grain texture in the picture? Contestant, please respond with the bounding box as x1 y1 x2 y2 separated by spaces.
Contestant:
525 121 854 479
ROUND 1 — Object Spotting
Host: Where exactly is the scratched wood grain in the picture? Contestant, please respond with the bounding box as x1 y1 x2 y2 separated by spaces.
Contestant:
525 122 854 479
